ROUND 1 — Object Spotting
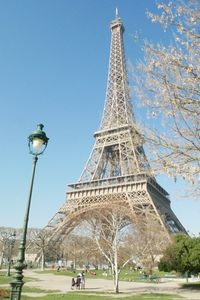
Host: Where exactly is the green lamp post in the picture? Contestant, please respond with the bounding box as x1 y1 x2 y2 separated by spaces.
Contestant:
10 124 49 300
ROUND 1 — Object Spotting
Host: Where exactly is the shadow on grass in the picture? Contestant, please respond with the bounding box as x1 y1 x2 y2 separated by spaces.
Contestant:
181 282 200 290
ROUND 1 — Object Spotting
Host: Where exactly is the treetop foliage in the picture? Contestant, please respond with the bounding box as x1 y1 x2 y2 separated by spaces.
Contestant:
133 0 200 196
159 233 200 274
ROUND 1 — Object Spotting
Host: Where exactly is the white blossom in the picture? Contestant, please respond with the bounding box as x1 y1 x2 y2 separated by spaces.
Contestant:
132 0 200 197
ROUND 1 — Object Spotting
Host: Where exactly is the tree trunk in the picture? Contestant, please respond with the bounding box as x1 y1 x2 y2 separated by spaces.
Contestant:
114 270 119 293
0 244 6 268
41 250 45 271
113 237 119 293
0 253 4 268
186 271 189 283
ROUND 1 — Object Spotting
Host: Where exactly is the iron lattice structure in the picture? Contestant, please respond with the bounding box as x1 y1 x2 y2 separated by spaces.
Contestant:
46 13 187 238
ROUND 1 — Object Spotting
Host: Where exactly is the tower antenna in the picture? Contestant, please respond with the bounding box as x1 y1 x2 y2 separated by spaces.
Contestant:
116 7 119 18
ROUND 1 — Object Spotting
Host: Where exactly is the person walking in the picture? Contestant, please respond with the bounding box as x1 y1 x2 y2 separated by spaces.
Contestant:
81 271 85 289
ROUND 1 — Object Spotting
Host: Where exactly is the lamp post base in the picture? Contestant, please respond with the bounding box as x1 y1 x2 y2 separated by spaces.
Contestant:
10 281 24 300
10 261 25 300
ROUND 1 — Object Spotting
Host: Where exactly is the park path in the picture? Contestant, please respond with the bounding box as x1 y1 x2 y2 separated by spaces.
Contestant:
22 269 200 299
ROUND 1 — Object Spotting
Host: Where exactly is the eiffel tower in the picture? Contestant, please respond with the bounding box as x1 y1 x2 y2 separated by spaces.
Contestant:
46 11 187 238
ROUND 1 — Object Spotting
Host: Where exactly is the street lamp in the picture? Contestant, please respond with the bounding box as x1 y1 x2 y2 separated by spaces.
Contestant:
10 124 49 300
7 232 16 277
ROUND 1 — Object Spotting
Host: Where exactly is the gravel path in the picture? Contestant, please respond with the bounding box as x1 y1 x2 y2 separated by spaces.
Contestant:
21 270 200 299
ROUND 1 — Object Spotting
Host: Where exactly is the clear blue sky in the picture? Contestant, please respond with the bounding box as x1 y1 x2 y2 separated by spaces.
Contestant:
0 0 199 236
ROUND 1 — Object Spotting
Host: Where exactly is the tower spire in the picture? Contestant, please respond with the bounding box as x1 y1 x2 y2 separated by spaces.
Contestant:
100 11 133 131
78 15 149 182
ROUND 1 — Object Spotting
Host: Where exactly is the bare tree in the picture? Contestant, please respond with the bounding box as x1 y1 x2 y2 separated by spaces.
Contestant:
61 234 98 269
132 0 200 196
124 218 169 274
84 207 135 293
27 229 58 270
0 227 16 268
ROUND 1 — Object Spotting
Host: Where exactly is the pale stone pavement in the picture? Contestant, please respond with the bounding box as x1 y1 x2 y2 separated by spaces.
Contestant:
19 269 200 299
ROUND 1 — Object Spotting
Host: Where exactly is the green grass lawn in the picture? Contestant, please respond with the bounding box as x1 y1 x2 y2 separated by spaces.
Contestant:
22 286 60 293
0 272 37 285
21 292 181 300
36 268 173 282
0 272 12 285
